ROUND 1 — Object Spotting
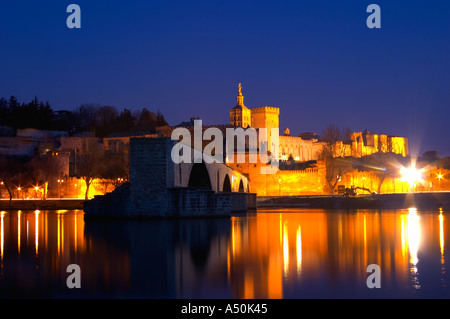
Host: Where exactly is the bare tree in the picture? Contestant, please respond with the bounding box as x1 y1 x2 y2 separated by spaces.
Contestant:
75 139 104 199
72 104 99 133
99 150 129 192
318 124 353 195
94 105 119 137
362 152 403 194
28 153 64 199
0 156 25 206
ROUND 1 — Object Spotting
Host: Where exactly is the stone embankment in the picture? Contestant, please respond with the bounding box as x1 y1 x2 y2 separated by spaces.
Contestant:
257 192 450 210
0 199 85 211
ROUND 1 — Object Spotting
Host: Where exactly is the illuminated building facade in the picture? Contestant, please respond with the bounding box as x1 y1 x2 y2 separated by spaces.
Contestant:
226 84 418 196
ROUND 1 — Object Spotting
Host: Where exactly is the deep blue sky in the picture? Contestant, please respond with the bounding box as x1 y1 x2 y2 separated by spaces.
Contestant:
1 1 449 156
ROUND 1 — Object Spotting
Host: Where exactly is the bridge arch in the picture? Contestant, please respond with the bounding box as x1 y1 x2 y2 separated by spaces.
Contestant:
188 162 212 190
238 179 245 193
222 174 232 192
239 179 244 192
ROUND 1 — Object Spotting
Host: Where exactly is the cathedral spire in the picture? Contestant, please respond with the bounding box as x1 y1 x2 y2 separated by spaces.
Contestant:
236 83 245 107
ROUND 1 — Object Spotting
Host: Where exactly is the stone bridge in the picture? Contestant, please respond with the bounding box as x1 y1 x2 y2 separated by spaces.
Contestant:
85 137 255 219
174 152 250 194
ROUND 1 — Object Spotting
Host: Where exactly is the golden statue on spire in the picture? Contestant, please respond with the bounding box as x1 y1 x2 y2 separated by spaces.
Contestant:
236 83 244 106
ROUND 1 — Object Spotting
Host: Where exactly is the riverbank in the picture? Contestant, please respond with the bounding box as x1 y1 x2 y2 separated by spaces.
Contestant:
2 192 449 212
257 192 450 210
0 199 85 211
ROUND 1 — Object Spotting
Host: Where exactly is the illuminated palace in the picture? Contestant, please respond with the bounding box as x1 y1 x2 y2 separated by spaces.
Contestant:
230 83 408 162
225 83 438 196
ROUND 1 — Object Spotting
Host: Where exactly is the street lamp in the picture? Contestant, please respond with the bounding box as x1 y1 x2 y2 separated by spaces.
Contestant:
57 179 64 199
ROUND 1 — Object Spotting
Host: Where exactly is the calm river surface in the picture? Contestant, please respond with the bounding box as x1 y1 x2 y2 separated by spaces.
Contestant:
0 208 449 298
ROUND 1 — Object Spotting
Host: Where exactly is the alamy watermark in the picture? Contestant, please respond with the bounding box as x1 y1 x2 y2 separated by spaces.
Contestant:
170 120 279 174
366 264 381 288
66 264 81 288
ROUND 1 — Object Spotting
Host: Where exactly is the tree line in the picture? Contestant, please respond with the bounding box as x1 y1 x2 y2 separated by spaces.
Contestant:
0 143 128 203
0 96 168 203
0 96 169 137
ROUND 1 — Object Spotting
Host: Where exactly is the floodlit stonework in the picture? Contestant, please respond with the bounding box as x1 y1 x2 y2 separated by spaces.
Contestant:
225 83 413 196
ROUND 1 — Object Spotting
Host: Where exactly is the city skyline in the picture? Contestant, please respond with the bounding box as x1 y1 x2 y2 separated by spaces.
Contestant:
1 1 449 157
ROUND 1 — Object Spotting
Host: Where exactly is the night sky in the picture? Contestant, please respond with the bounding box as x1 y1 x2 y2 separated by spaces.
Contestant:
1 1 449 157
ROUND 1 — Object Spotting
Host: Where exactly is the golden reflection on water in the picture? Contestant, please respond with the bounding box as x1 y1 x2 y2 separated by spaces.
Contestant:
296 225 302 278
440 209 444 262
406 208 421 289
283 220 289 278
0 210 86 265
228 209 448 298
0 211 4 262
35 210 39 256
0 208 448 298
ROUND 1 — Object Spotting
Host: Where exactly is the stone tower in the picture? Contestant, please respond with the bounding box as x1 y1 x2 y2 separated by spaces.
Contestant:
229 83 252 128
251 106 280 152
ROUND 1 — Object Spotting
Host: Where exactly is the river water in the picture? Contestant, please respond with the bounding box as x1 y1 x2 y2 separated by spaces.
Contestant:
0 208 449 298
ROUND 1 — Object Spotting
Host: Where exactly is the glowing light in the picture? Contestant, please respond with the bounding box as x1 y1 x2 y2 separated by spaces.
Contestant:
400 166 423 185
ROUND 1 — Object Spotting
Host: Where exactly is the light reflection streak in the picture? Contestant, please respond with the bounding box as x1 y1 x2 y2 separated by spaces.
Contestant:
363 214 367 248
401 215 406 257
57 213 61 256
439 209 446 288
18 211 21 255
407 208 421 289
74 212 77 253
1 212 4 261
439 211 444 264
231 217 235 258
227 245 231 284
283 221 289 277
35 210 39 256
363 214 367 266
408 208 420 265
279 214 282 246
296 226 302 277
